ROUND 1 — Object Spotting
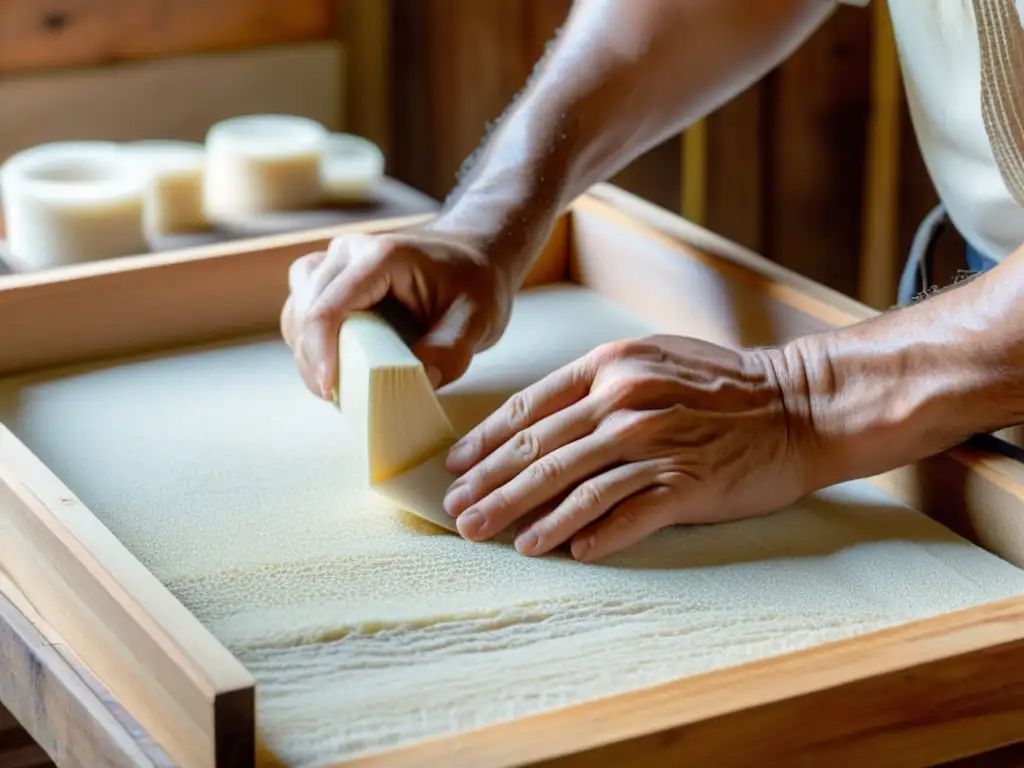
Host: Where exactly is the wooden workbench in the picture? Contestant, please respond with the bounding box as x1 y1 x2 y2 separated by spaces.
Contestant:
0 175 438 767
5 184 1024 767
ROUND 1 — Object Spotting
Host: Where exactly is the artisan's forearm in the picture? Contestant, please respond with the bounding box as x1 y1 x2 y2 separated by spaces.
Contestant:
430 0 834 286
778 249 1024 491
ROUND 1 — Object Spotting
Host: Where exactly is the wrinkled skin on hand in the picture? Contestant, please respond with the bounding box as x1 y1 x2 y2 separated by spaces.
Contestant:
281 228 514 399
442 334 809 562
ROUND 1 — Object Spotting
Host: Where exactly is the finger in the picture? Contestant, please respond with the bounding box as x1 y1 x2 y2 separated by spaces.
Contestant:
280 295 296 347
570 485 677 562
292 345 324 400
299 239 399 397
302 236 358 307
288 249 327 304
445 357 597 474
283 251 326 350
411 295 489 391
284 297 326 397
443 397 599 517
309 235 402 315
512 494 565 538
281 288 329 396
284 250 338 396
514 460 662 557
455 429 621 543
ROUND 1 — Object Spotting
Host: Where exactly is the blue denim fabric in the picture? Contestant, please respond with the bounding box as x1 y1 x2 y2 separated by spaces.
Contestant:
965 243 999 273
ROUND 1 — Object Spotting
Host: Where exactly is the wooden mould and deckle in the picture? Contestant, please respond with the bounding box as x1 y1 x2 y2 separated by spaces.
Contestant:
3 184 1024 768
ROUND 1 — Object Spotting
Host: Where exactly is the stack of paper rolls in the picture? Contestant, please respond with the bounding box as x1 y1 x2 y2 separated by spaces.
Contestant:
0 142 148 271
124 140 207 237
0 116 389 272
203 114 329 224
320 132 385 203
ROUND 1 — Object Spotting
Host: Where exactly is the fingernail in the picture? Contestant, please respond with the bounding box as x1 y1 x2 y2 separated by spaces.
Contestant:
515 530 539 556
572 535 594 561
457 509 485 538
443 484 472 517
426 365 442 389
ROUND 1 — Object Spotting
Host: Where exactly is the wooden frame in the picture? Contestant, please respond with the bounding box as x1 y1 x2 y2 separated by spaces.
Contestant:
3 183 1024 767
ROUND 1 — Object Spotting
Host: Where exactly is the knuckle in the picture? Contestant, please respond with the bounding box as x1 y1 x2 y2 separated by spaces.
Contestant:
616 504 646 529
591 339 633 364
295 248 324 268
568 481 603 514
510 429 542 463
287 256 315 296
326 234 350 255
605 337 654 360
635 334 669 353
656 467 697 489
600 409 648 440
341 234 398 271
525 455 563 486
504 393 532 431
307 301 338 327
287 256 306 284
332 233 364 257
373 237 406 266
603 375 648 411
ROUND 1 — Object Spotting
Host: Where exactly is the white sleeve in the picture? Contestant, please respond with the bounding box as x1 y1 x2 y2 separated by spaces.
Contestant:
837 0 869 6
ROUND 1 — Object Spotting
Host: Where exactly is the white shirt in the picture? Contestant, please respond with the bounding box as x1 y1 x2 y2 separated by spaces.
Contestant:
841 0 1024 262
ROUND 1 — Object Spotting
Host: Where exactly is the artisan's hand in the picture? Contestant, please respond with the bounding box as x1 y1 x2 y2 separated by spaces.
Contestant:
281 228 514 399
442 335 811 561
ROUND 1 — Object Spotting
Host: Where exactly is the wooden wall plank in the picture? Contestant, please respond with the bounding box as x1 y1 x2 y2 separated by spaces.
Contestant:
858 0 902 309
610 140 682 215
705 84 765 254
897 96 965 288
762 5 871 296
0 0 333 74
682 121 708 224
389 0 433 194
0 42 343 165
336 0 391 159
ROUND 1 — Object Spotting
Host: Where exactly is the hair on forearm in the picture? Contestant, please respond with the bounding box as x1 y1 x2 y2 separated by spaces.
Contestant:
888 268 982 312
443 25 565 210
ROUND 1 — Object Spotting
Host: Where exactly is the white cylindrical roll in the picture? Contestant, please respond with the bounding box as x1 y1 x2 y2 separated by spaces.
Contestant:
1 142 148 271
203 114 328 224
1 141 118 252
124 140 207 236
320 133 384 203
